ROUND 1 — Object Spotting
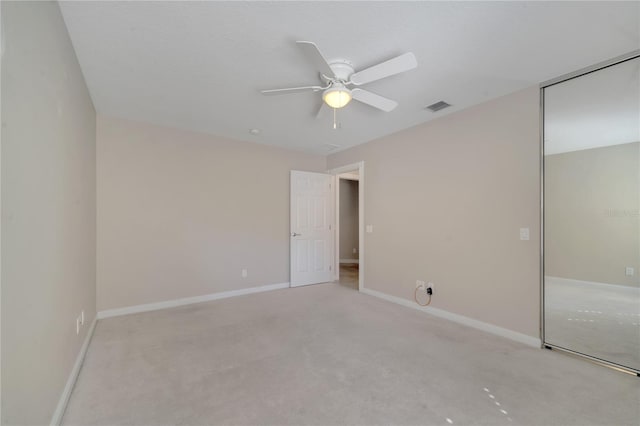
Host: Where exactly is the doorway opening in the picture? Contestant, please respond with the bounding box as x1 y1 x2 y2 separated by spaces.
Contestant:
338 173 359 289
329 162 364 292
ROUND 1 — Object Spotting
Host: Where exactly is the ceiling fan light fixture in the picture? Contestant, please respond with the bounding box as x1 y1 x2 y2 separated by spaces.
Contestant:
323 85 352 109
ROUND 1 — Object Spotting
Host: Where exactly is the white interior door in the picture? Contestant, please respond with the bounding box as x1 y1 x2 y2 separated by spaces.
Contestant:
290 170 334 287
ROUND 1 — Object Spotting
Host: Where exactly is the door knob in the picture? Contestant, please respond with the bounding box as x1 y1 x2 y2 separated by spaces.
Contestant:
291 232 302 237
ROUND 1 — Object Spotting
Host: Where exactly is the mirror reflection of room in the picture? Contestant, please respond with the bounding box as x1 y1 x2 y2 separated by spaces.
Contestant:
544 57 640 371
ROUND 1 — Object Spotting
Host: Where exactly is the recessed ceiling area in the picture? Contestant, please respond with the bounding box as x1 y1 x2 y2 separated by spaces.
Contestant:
58 1 640 154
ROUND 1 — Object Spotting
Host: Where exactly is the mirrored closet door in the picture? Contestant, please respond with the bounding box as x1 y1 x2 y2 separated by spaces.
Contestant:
543 54 640 373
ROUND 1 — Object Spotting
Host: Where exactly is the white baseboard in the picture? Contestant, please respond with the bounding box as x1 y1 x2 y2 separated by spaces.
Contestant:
360 288 541 348
97 282 290 319
50 317 97 426
339 259 359 264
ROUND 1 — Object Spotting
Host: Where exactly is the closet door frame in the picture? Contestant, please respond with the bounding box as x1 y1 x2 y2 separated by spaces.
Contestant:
540 50 640 377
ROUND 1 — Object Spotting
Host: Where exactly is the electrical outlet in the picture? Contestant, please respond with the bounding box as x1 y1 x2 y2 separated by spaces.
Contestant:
353 248 357 254
416 280 426 289
626 267 635 276
426 282 434 293
241 269 248 278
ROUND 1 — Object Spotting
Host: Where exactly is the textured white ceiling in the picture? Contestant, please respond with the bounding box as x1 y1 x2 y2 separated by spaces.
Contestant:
58 1 640 154
545 57 640 155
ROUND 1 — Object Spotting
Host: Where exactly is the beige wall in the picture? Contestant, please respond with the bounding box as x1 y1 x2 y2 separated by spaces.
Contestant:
545 142 639 286
339 179 359 261
97 115 326 311
328 87 541 338
1 2 97 424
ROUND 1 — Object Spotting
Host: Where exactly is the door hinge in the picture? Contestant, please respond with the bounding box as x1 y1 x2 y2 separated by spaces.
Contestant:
329 265 332 271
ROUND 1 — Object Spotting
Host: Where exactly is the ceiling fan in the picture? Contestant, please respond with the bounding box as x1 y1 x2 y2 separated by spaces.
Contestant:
261 41 417 114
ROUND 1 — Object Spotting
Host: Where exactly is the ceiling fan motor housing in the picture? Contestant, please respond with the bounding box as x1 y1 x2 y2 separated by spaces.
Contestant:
322 60 355 84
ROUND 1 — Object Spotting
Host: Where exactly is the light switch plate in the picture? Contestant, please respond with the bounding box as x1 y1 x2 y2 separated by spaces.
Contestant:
366 225 373 233
519 227 530 241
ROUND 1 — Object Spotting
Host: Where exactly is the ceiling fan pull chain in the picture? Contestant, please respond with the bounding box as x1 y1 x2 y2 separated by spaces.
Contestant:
333 107 337 129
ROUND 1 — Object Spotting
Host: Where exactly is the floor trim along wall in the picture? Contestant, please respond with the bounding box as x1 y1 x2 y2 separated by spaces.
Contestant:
339 259 359 264
97 282 290 320
546 275 639 289
360 288 541 348
50 317 97 426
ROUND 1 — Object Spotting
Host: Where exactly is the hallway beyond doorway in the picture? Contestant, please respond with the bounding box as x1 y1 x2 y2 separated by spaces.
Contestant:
338 264 358 290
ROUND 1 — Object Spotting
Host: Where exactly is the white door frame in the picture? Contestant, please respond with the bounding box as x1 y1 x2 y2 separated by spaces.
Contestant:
328 161 364 292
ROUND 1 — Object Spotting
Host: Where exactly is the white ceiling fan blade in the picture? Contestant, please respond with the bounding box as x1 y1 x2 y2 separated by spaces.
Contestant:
296 41 336 79
350 52 417 86
351 88 398 112
261 85 323 95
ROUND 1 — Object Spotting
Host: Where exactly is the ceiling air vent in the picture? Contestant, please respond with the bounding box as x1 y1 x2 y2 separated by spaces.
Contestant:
426 101 451 112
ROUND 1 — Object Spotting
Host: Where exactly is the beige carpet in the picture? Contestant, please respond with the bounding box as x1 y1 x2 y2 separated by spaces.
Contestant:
63 280 639 425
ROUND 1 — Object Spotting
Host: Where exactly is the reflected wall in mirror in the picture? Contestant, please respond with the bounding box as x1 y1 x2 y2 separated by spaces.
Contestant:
544 56 640 372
